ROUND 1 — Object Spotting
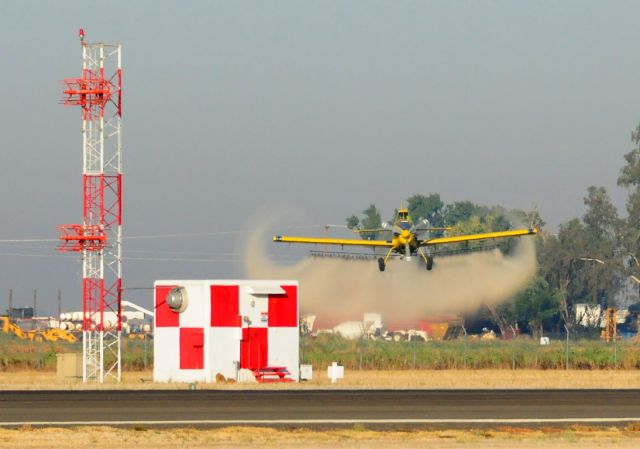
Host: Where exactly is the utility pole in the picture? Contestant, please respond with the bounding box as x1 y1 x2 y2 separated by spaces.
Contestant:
462 325 468 369
58 289 62 319
614 335 618 369
8 289 13 316
509 325 516 370
412 336 417 369
564 324 570 370
33 289 37 317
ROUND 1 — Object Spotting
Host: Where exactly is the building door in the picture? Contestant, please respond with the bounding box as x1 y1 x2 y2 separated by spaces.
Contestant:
180 327 204 369
240 327 268 370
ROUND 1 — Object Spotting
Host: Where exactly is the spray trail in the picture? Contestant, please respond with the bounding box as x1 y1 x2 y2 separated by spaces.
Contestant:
244 212 537 326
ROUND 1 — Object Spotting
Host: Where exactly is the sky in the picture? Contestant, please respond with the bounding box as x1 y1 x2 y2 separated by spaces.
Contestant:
1 1 639 314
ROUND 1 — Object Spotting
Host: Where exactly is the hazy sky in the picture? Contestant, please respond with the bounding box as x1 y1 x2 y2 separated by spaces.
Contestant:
1 1 639 313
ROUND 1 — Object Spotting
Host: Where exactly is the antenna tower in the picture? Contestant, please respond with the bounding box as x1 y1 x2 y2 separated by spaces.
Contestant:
58 29 122 382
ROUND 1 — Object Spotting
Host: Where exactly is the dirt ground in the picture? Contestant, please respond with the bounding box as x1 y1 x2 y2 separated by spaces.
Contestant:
0 425 639 449
0 368 639 390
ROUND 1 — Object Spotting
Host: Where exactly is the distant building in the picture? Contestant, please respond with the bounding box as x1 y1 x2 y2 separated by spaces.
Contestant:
575 304 601 327
575 303 631 329
6 307 34 320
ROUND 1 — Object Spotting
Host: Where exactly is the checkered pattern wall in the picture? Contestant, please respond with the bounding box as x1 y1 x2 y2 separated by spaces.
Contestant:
153 280 299 383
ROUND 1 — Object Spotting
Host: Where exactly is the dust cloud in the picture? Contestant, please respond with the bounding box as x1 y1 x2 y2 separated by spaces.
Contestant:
243 213 536 327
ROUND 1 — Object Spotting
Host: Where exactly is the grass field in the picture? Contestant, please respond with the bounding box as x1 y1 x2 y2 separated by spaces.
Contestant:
2 332 639 372
1 425 639 449
301 334 640 370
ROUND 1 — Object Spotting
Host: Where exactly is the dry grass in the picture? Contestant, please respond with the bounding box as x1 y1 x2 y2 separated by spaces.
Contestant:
0 425 639 449
1 369 640 390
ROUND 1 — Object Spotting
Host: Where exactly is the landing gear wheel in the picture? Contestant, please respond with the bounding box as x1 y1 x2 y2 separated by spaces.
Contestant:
378 257 386 272
426 256 433 271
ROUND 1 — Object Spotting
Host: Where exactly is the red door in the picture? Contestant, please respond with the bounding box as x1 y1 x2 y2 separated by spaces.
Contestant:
240 327 268 370
180 328 204 369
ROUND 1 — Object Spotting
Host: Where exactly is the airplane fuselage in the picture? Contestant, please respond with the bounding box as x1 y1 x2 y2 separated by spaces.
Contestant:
390 220 420 257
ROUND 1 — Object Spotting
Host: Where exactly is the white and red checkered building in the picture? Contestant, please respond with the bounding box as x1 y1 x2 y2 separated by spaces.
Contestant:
154 280 299 383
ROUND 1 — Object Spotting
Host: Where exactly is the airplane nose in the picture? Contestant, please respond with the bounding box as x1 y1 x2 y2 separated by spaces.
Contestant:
401 230 411 239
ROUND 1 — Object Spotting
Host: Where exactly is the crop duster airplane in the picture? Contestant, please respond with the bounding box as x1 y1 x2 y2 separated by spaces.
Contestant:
273 207 538 272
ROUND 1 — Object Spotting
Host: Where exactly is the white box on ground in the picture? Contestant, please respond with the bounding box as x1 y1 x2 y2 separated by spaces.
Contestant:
300 364 313 381
540 337 550 345
327 362 344 383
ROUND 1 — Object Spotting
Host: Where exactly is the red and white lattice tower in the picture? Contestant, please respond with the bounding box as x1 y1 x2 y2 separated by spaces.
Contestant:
58 29 122 382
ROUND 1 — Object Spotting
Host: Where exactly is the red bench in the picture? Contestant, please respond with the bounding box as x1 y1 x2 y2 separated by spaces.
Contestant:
252 366 294 383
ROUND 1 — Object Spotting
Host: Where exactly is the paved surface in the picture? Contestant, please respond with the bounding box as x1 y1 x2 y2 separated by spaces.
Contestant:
1 389 639 428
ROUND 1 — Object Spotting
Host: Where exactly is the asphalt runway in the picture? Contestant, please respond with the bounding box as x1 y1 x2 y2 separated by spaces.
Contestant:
1 390 639 429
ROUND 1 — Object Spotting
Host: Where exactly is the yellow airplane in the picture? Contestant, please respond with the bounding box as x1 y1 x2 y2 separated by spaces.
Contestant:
273 207 538 272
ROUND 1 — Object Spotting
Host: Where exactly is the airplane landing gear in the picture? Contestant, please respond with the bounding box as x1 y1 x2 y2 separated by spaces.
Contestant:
378 257 386 272
418 248 434 271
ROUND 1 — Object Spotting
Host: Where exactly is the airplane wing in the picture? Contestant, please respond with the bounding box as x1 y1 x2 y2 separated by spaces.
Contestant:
353 228 393 234
273 235 393 248
414 227 454 232
421 227 538 246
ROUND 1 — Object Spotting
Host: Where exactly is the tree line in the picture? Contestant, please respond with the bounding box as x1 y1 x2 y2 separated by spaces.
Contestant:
345 123 640 337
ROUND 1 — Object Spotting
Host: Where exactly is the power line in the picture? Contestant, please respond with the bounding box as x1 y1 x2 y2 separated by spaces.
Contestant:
123 231 251 240
125 249 243 257
0 252 65 258
0 251 300 264
0 223 338 244
0 238 58 243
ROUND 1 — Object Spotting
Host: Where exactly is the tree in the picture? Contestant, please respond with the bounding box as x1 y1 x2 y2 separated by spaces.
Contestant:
511 207 546 230
361 204 382 230
617 122 640 188
538 185 623 332
345 215 360 230
617 124 640 293
442 201 479 225
345 204 382 240
582 186 619 240
406 193 444 227
485 302 516 337
445 209 514 252
513 275 560 338
538 219 586 331
581 186 622 308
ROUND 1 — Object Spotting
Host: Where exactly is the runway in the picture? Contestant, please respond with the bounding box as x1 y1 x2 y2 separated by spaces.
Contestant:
1 390 639 428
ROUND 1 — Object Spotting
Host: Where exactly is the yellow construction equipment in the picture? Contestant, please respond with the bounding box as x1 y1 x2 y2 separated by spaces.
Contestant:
127 333 148 340
1 316 30 340
421 316 465 340
40 328 78 343
1 316 77 343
